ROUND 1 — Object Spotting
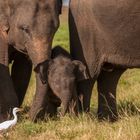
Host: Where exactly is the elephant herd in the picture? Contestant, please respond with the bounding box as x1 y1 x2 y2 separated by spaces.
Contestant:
0 0 140 122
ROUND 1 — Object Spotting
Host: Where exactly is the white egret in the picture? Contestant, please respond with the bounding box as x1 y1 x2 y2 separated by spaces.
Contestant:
0 107 22 131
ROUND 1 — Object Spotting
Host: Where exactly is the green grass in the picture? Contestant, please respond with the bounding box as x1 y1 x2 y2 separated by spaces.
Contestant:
53 22 69 51
1 9 140 140
52 12 69 51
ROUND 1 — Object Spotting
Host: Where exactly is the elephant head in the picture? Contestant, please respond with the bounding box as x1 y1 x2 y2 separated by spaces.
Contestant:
61 60 89 116
0 0 62 121
48 46 89 116
8 0 62 76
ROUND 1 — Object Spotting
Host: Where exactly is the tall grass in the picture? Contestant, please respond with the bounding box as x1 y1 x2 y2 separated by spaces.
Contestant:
1 8 140 140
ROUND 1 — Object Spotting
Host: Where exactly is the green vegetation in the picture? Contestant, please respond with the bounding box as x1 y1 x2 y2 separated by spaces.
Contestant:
53 22 69 51
53 11 69 51
1 9 140 140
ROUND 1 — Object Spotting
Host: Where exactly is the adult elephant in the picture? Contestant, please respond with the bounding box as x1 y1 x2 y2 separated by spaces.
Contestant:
69 0 140 121
0 0 62 122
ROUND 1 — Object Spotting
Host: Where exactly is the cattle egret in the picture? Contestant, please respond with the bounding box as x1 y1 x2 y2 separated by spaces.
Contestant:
0 107 22 131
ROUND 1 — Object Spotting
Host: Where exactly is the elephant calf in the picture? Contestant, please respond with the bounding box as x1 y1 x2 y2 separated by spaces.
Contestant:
45 46 88 116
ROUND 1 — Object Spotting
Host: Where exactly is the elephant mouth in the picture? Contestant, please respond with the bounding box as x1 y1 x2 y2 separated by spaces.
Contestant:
14 46 28 55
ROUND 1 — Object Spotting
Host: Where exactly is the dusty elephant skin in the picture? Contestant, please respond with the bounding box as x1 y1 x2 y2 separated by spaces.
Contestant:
69 0 140 121
0 0 62 122
45 46 89 117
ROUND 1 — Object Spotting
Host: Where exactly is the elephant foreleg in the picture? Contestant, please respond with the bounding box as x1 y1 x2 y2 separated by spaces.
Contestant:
45 88 59 117
78 79 95 112
11 52 32 106
46 102 58 117
69 94 79 116
0 31 18 122
97 68 126 122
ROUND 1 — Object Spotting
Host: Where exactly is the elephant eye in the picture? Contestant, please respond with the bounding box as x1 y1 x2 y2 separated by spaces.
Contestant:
19 25 30 34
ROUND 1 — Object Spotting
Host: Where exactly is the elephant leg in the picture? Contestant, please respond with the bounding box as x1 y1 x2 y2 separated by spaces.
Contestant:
11 52 32 106
97 68 126 121
69 94 79 116
45 88 59 117
0 31 18 122
46 102 58 117
77 98 83 113
78 79 95 112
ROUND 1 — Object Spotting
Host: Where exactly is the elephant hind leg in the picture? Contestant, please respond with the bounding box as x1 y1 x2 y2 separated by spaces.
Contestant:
11 51 32 106
97 68 126 122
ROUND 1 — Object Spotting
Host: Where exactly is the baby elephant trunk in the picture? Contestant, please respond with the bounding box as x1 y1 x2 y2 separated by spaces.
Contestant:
61 88 79 116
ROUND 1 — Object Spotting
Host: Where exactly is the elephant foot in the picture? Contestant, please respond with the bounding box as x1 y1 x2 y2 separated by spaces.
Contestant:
45 103 58 118
97 108 118 122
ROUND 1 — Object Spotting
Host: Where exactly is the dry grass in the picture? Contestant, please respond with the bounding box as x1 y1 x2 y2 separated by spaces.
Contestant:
1 7 140 140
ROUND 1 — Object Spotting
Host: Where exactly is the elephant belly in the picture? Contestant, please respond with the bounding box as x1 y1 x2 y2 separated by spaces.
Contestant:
71 0 140 69
93 0 140 62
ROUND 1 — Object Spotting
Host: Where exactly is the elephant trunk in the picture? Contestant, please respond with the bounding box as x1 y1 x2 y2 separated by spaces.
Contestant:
29 73 48 121
61 92 72 116
61 87 78 116
27 37 51 69
28 37 51 121
27 37 51 84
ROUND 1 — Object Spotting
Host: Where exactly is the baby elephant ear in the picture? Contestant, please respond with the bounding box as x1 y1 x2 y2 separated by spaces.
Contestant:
73 60 89 81
34 60 50 84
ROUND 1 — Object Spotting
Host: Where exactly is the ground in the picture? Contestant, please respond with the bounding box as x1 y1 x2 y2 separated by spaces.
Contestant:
1 7 140 140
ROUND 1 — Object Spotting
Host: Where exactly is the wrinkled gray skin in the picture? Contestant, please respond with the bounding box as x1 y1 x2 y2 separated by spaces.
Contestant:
0 0 62 122
46 46 88 116
69 0 140 121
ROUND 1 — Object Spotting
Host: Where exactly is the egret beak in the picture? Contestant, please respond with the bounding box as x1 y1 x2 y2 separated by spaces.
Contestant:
17 108 23 112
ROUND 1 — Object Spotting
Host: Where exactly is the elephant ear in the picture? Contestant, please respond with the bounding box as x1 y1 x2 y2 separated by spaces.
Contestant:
38 0 62 14
73 60 89 81
0 18 9 32
34 60 50 84
0 1 9 32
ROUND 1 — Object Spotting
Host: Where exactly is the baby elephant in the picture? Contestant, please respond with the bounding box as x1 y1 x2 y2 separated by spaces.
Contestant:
46 46 88 116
